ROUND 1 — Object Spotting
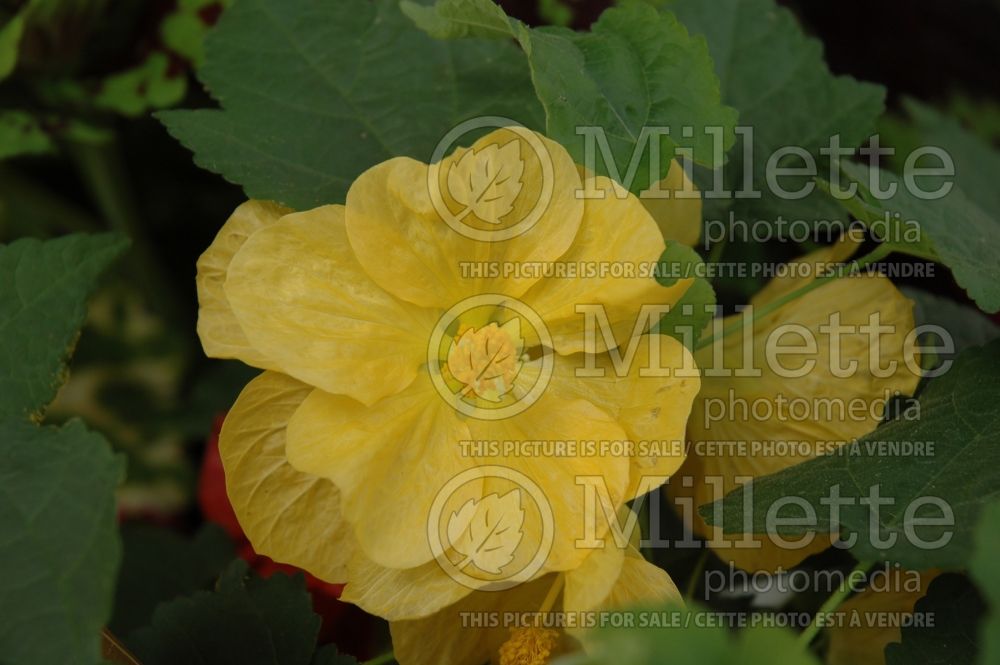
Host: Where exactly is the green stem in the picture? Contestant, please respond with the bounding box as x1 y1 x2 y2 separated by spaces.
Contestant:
362 652 396 665
67 138 192 335
797 560 874 648
695 243 893 352
684 549 709 602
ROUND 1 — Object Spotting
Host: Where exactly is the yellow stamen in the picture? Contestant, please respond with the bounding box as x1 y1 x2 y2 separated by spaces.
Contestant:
498 574 565 665
498 626 560 665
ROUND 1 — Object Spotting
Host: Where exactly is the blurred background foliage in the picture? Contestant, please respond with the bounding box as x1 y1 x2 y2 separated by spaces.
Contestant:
1 0 998 659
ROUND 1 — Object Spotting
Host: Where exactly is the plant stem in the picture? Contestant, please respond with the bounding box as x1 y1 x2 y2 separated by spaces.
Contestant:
684 549 709 602
67 138 192 336
797 560 874 648
694 244 893 352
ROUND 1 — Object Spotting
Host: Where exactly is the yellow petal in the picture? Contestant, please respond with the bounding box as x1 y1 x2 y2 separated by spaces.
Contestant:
223 204 436 406
285 372 475 570
522 175 691 355
546 334 701 500
390 575 554 665
673 254 921 571
602 549 683 609
219 371 350 582
467 391 632 573
196 200 290 367
827 570 940 665
345 128 584 310
341 550 474 621
639 160 702 247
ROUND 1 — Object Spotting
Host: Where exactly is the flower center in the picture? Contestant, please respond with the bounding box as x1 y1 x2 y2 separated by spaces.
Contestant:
498 626 559 665
446 320 523 402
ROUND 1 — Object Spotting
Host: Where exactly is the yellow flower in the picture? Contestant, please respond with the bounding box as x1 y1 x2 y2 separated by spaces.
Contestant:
390 523 682 665
826 570 940 665
219 368 682 665
201 128 702 613
667 238 922 571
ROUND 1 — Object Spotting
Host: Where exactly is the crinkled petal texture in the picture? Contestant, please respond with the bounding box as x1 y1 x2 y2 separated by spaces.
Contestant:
219 371 350 583
391 575 556 665
223 205 437 406
671 245 921 571
546 334 701 500
390 535 681 665
520 175 691 354
827 570 939 665
196 200 290 367
639 160 702 247
345 128 585 309
285 373 474 571
285 366 630 574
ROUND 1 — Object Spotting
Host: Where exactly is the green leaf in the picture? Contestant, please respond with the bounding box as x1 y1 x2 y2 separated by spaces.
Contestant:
407 0 738 192
556 606 818 665
653 242 716 349
0 419 124 665
130 560 324 665
672 0 885 226
311 645 360 665
0 12 26 81
903 287 1000 363
111 523 236 638
902 99 1000 217
94 53 188 117
842 161 1000 313
0 110 54 160
971 501 1000 665
0 233 129 421
884 574 984 665
159 0 543 209
701 340 1000 569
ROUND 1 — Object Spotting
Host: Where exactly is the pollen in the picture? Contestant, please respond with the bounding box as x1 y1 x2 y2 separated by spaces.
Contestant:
498 626 560 665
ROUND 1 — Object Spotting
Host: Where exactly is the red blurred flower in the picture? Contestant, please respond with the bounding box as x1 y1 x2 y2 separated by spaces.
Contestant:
199 413 367 649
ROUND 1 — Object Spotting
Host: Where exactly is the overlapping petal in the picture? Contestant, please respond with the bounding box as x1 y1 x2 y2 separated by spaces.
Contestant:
196 200 290 367
345 128 585 309
639 160 703 247
544 334 700 500
285 373 475 570
224 204 437 406
522 175 691 355
218 370 350 583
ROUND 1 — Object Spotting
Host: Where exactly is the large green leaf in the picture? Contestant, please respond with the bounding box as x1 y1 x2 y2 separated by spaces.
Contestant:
902 99 1000 217
971 501 1000 665
404 0 738 192
842 161 1000 313
671 0 885 227
555 606 818 665
111 523 236 638
0 233 128 421
884 574 984 665
129 560 350 665
701 340 1000 569
159 0 542 209
0 419 124 665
